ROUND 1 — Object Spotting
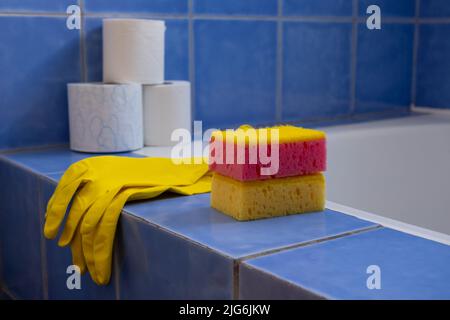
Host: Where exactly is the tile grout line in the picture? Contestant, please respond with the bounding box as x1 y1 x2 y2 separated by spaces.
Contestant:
238 225 383 262
37 182 49 300
349 0 359 114
1 11 446 24
275 0 283 122
232 261 240 300
78 0 87 82
188 0 195 126
113 237 121 300
410 0 421 107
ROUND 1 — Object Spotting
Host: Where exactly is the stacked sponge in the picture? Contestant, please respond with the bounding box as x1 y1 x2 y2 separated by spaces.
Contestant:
209 125 327 221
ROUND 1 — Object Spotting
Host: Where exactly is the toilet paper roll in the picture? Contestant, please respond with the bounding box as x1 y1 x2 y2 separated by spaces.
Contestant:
68 83 143 153
103 19 165 84
143 81 191 146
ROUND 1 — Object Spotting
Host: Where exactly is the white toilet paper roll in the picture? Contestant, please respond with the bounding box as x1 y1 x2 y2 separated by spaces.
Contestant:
103 19 165 84
68 83 143 153
143 81 191 146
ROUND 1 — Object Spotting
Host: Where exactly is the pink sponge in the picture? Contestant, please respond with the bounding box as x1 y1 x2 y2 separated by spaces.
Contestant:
209 126 326 181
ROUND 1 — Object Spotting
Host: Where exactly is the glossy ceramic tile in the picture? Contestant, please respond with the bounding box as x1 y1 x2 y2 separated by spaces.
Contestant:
0 159 43 299
85 18 188 82
194 0 277 15
0 0 72 12
283 0 352 16
355 23 413 113
0 147 141 177
0 17 80 150
420 0 450 17
38 177 117 299
358 0 416 17
416 24 450 109
194 20 277 129
282 22 352 120
84 0 188 14
241 228 450 299
124 193 376 258
117 214 233 299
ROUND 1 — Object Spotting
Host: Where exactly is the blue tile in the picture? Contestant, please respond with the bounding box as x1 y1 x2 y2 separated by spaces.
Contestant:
165 19 189 80
194 20 277 129
85 18 189 82
38 177 117 299
420 0 450 18
0 159 44 299
117 214 233 299
0 0 73 12
0 17 80 150
84 0 188 14
358 0 416 17
124 193 376 258
241 228 450 299
356 23 413 113
282 22 352 121
283 0 352 16
194 0 277 15
0 147 142 177
416 24 450 109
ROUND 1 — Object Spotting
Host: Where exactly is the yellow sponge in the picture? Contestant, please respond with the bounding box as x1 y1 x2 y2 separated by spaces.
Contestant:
211 173 325 221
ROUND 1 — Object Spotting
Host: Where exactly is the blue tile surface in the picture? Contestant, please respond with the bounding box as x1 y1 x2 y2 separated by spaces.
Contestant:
241 228 450 299
0 0 73 12
124 193 375 258
358 0 416 17
85 18 189 82
0 159 43 299
282 22 352 120
420 0 450 18
283 0 352 16
38 178 117 299
194 0 277 15
84 0 188 14
416 24 450 109
0 17 80 150
194 20 277 129
117 214 233 299
356 23 413 113
0 147 142 177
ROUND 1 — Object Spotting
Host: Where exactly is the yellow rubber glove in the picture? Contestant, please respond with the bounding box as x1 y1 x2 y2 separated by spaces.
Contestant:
43 156 211 284
81 174 212 284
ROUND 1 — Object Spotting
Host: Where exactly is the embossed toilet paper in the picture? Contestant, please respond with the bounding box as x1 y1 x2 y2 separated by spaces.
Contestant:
68 83 143 153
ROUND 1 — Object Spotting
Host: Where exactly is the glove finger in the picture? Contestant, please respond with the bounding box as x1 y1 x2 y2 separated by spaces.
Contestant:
44 176 88 239
46 161 89 213
58 181 101 247
80 187 122 284
69 223 86 274
94 186 168 285
81 186 123 235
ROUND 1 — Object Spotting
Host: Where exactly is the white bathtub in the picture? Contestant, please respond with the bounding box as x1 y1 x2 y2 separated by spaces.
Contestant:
324 108 450 245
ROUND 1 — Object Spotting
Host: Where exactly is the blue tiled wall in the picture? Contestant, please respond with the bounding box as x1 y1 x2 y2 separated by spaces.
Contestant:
3 0 450 151
416 1 450 108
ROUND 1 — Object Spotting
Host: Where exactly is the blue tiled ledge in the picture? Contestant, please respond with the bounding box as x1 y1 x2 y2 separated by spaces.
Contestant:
0 147 449 299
